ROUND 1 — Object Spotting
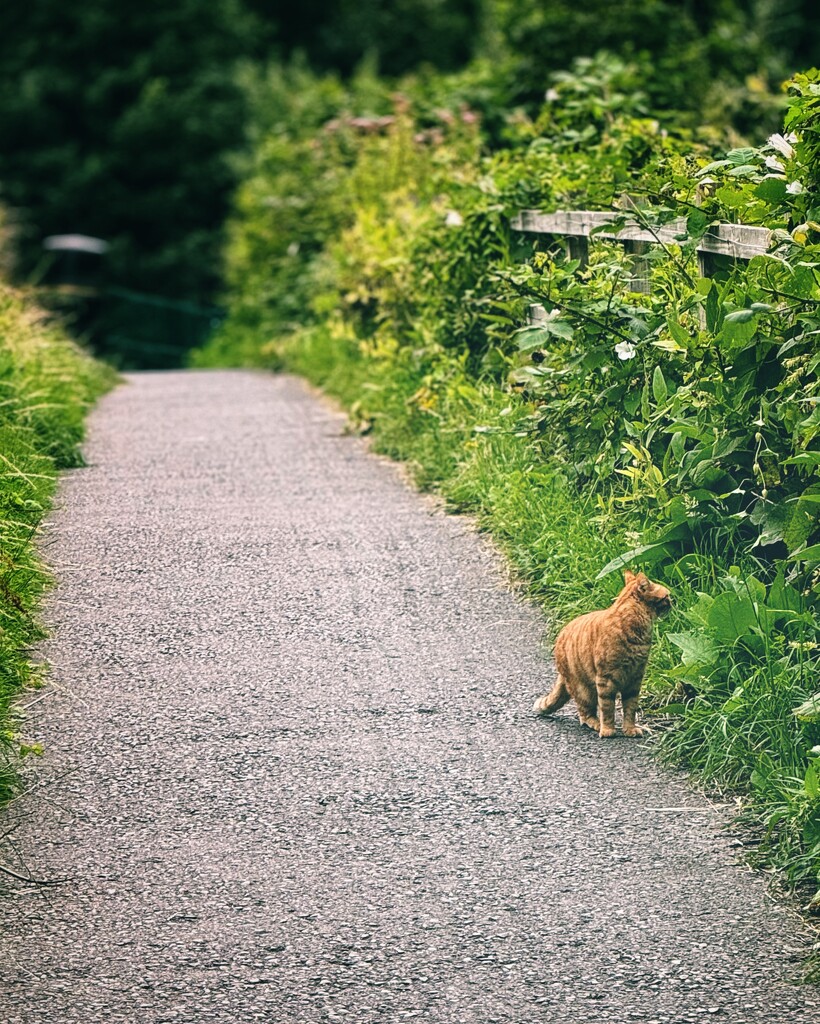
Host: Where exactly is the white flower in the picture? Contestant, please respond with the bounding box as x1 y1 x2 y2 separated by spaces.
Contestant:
764 155 785 174
786 180 805 195
286 241 300 257
615 341 637 361
445 210 464 227
768 133 795 159
544 88 560 103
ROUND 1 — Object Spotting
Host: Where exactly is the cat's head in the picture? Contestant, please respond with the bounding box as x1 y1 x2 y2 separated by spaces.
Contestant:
623 570 673 617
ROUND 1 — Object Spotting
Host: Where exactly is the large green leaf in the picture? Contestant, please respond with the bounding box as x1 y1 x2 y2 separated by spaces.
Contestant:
768 570 804 614
705 283 720 332
595 542 668 579
652 364 668 404
514 318 574 350
727 147 760 164
667 631 720 667
705 591 759 642
686 209 709 235
805 763 820 800
751 499 790 546
721 310 758 347
724 309 756 323
711 434 744 460
794 691 820 723
783 487 820 552
666 317 691 349
595 523 690 581
783 264 820 301
782 452 820 468
514 326 551 351
787 542 820 562
754 177 788 203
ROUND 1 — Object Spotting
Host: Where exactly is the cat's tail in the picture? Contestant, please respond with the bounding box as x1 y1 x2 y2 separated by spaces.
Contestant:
532 675 571 716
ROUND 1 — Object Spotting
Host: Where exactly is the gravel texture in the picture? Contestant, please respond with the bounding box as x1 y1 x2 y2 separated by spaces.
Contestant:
1 369 818 1023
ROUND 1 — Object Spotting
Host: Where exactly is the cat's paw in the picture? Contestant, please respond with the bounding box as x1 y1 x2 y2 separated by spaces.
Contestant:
580 716 600 733
599 726 617 739
622 725 644 738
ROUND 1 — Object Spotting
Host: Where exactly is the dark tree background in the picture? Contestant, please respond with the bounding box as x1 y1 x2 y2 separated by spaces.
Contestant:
245 0 482 74
0 0 816 312
0 0 257 302
490 0 820 116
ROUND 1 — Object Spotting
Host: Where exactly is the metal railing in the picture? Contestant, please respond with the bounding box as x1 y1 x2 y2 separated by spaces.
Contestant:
98 287 224 368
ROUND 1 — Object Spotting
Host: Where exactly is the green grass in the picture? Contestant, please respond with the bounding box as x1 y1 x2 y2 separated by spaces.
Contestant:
0 285 115 802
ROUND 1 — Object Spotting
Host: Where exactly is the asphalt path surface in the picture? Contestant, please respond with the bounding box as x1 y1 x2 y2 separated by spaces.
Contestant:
1 370 818 1023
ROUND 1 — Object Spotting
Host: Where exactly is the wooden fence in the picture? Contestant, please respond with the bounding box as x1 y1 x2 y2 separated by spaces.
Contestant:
510 209 772 297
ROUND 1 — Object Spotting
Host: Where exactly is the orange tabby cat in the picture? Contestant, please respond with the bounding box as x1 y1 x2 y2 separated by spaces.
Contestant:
532 570 672 738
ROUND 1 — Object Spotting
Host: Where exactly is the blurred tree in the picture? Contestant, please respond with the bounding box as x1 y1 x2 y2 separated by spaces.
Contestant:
245 0 482 75
485 1 752 106
483 0 817 132
0 0 257 302
759 0 820 73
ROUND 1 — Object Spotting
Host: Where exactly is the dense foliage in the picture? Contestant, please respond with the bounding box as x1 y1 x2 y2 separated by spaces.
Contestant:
487 0 818 132
198 55 820 912
0 287 113 802
1 0 819 314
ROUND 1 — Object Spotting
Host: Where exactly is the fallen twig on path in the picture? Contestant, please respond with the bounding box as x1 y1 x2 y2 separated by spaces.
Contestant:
0 862 70 886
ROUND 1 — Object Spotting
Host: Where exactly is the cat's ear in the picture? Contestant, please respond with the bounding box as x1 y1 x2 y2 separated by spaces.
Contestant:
623 569 637 584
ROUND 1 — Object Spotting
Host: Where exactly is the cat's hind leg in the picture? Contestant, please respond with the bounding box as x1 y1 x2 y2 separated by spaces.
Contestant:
570 678 600 733
532 675 571 716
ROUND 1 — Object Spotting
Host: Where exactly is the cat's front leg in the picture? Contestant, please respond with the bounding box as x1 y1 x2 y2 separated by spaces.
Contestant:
595 676 618 738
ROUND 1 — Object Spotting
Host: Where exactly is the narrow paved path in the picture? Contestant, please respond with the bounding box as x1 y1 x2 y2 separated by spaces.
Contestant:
1 371 818 1024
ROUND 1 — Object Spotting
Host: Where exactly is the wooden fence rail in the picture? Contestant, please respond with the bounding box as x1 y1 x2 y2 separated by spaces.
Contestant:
511 209 772 296
510 210 771 259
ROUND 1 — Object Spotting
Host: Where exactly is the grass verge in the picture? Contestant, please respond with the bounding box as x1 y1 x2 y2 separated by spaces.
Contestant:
0 285 115 803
